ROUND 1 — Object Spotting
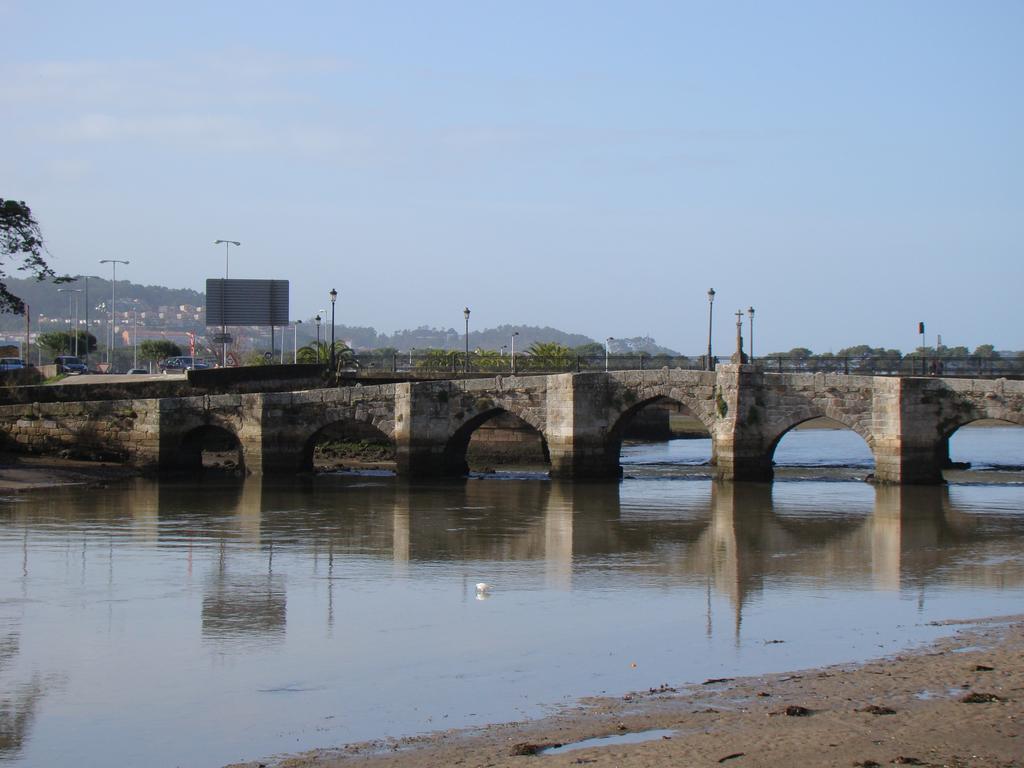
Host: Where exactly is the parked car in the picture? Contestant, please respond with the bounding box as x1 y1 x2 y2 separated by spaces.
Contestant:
0 358 25 371
54 355 87 374
158 356 213 373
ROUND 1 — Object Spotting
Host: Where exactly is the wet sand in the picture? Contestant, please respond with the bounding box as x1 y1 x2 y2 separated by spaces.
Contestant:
229 616 1023 768
0 452 139 492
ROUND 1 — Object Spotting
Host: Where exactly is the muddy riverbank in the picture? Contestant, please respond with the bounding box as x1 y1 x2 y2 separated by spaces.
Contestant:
229 616 1023 768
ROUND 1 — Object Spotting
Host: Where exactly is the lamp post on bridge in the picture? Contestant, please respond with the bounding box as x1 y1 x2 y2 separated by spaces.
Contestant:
605 337 614 372
315 315 322 363
706 288 715 371
511 331 519 375
463 307 470 375
329 289 338 373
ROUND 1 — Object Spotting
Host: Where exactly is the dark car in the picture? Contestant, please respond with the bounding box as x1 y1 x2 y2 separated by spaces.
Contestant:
54 356 87 374
159 356 213 373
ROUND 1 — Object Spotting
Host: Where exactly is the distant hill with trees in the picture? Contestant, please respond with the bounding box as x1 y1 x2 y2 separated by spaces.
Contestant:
0 275 204 331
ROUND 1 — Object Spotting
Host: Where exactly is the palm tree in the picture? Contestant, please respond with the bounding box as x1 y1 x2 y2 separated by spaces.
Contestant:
473 348 506 372
332 341 358 372
526 341 574 371
297 341 327 364
415 348 458 372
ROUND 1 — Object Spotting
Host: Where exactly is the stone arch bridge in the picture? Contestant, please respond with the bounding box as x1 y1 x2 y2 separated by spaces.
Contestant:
1 365 1021 484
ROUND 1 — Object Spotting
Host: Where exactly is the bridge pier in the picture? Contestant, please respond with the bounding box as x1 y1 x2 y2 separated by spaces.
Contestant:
869 378 949 485
547 373 621 479
709 365 775 482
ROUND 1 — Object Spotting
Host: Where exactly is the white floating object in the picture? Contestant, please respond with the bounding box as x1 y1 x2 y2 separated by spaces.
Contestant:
475 582 491 593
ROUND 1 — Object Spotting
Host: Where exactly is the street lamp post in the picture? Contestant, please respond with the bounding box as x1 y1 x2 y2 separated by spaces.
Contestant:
99 259 129 367
706 288 716 371
214 239 241 279
315 315 322 363
329 289 338 372
132 301 139 369
511 331 519 374
605 337 614 372
463 307 470 375
58 288 82 356
77 275 100 368
293 320 301 364
213 240 240 367
409 347 415 368
747 306 755 363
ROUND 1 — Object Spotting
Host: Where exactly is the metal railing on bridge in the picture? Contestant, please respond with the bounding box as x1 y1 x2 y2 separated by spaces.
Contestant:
343 352 1022 379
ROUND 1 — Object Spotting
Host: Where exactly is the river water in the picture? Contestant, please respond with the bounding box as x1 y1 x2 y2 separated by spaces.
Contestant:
1 426 1022 767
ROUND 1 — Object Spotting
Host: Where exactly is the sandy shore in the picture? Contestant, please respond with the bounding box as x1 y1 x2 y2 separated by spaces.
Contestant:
230 616 1023 768
0 452 139 492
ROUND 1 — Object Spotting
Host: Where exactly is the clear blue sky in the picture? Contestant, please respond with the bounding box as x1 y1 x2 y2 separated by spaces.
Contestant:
3 1 1021 353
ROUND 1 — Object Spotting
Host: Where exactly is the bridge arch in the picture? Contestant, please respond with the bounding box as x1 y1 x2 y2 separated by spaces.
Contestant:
165 422 245 473
606 394 714 468
442 405 550 476
945 417 1024 473
300 417 395 472
940 409 1024 439
765 414 876 473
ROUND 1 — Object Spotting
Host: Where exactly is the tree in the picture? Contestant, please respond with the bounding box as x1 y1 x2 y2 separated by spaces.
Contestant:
332 341 358 372
138 339 182 363
973 344 999 359
297 342 325 364
526 342 574 370
473 348 506 372
0 199 67 314
415 349 458 372
37 331 95 358
574 342 605 357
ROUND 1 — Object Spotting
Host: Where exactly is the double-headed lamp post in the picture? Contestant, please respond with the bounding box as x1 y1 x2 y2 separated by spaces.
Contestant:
463 307 470 375
329 289 338 371
99 259 129 366
747 306 755 363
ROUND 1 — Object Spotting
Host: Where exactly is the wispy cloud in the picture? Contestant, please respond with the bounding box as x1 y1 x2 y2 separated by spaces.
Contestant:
2 50 375 159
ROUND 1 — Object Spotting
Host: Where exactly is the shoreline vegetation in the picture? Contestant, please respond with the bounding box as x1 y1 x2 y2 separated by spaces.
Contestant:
226 615 1023 768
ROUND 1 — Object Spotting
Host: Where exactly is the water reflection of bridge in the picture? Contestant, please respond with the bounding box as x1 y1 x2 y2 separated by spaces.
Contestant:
8 479 1024 648
145 480 1024 635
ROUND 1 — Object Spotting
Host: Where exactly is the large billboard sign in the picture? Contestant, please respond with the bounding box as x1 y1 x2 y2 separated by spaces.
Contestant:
206 279 289 327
